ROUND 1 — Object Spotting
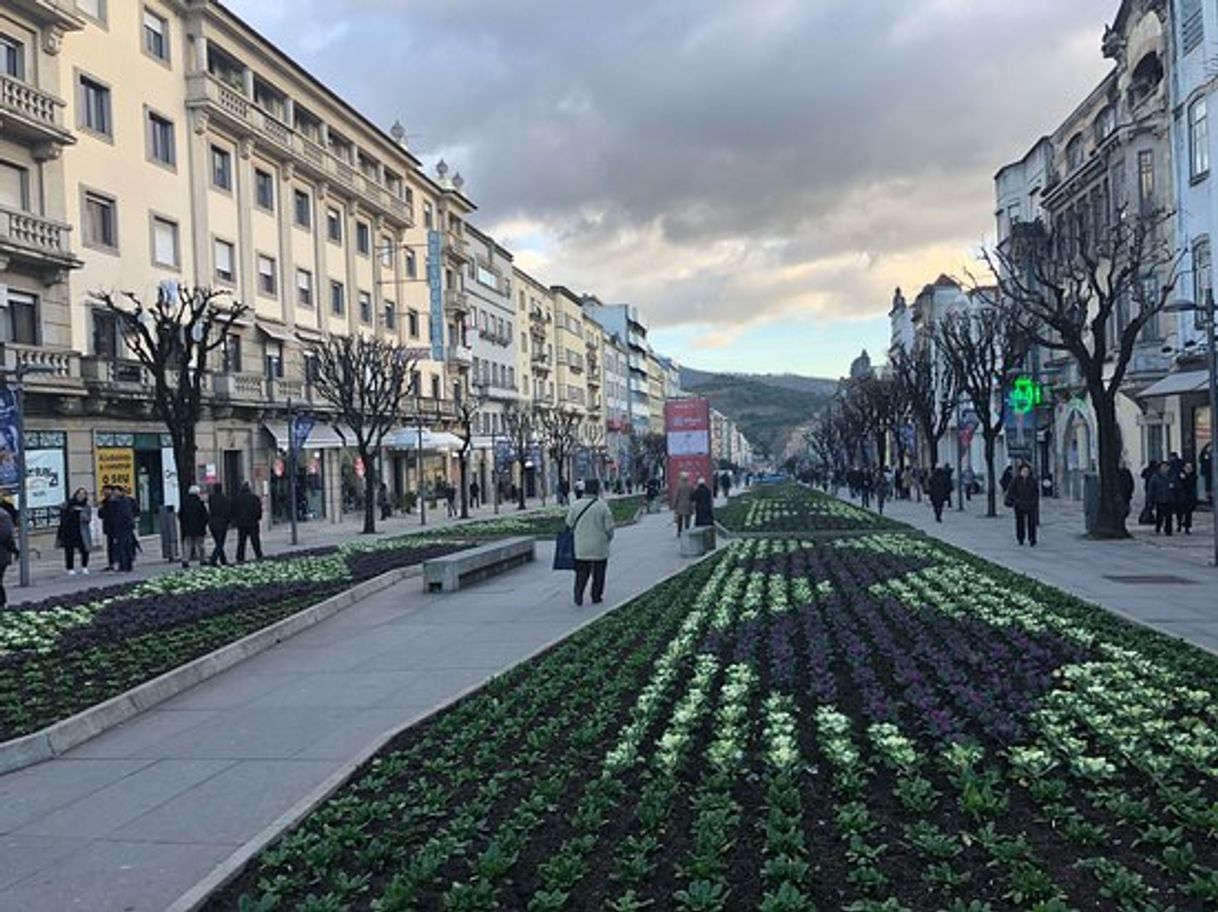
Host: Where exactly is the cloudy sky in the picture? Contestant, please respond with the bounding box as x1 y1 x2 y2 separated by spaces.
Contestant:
228 0 1115 378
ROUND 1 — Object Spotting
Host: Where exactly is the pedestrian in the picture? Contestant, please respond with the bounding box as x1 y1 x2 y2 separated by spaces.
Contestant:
207 483 231 566
929 464 952 522
859 471 874 509
233 481 264 561
1147 462 1179 536
693 476 714 527
1118 460 1136 520
645 476 660 509
178 484 209 569
57 487 93 575
469 479 480 510
574 478 585 500
379 481 392 521
112 486 139 572
1178 461 1199 534
1006 462 1040 547
721 472 733 499
558 478 570 507
962 465 976 501
999 464 1014 496
444 482 458 518
97 485 118 571
566 477 614 606
671 472 693 536
0 507 16 607
713 474 721 498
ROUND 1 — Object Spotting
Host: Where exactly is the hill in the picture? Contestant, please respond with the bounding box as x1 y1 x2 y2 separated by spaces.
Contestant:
678 367 838 458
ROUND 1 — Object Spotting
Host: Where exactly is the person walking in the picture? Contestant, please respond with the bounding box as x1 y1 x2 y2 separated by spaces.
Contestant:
566 477 614 606
859 470 874 509
444 482 458 518
233 481 264 562
1118 460 1136 520
929 464 952 522
693 476 714 528
1178 461 1199 534
671 472 693 536
97 485 118 571
112 486 139 572
1007 463 1040 547
962 465 976 501
379 482 392 521
999 464 1014 497
0 507 17 607
56 487 93 575
207 483 231 566
178 484 209 569
469 479 480 510
721 472 733 500
1147 462 1179 537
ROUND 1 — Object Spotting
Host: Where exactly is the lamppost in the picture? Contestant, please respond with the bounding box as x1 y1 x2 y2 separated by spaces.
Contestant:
413 376 426 527
1166 289 1218 568
476 380 500 515
10 363 57 587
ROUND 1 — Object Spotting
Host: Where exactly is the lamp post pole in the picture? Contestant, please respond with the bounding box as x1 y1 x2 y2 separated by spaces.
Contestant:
416 381 426 527
286 398 299 546
1206 289 1218 568
12 364 55 587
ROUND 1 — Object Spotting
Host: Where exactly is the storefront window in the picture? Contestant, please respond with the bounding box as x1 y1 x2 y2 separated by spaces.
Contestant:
270 449 325 524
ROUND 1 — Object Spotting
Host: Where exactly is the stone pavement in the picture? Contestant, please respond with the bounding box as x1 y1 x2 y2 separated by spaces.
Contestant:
0 508 690 912
875 492 1218 654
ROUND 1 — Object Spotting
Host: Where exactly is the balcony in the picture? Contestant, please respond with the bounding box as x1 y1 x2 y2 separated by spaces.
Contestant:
0 205 81 278
529 306 550 324
0 74 74 147
185 73 412 228
443 229 469 261
212 372 267 401
444 288 469 315
80 356 148 388
0 343 83 389
446 345 474 369
587 370 601 387
268 377 307 402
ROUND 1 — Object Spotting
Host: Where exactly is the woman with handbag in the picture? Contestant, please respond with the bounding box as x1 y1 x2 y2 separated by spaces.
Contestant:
564 478 614 606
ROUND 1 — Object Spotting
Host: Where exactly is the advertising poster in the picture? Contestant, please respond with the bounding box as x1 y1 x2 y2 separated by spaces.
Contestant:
664 398 712 503
96 447 135 492
161 446 179 509
0 388 18 488
23 448 65 511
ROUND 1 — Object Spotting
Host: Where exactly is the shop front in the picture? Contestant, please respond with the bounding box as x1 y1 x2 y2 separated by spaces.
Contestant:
262 423 344 527
95 432 177 536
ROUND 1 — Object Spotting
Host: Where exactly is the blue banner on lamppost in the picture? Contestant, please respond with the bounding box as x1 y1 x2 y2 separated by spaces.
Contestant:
290 414 316 454
0 387 18 488
427 230 444 361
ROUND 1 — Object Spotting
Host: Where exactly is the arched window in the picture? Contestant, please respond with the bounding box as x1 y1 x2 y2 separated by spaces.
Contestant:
1066 134 1085 170
1094 106 1116 143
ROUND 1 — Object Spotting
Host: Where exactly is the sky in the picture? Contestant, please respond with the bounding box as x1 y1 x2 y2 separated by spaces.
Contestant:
227 0 1117 379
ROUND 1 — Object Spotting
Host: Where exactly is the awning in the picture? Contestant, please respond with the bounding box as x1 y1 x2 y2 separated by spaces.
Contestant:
294 325 324 342
1138 370 1210 398
256 321 295 343
383 427 465 451
263 422 350 449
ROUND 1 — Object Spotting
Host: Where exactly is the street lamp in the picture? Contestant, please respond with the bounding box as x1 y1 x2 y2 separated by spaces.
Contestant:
9 363 57 587
1165 292 1218 567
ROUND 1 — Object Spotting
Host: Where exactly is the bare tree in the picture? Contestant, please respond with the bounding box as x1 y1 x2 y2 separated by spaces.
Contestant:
500 401 535 510
308 335 417 533
452 388 485 520
538 406 582 498
933 292 1031 518
93 284 247 508
639 431 668 483
579 420 607 481
892 342 959 471
987 210 1182 537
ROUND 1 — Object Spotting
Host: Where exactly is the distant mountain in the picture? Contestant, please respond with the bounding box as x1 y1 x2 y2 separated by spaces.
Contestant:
679 367 839 458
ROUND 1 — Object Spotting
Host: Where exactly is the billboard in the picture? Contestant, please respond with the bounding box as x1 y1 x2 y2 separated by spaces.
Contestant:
664 398 712 502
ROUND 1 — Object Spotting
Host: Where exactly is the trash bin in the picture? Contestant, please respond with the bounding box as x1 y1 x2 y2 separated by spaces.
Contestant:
1083 473 1100 535
160 504 179 561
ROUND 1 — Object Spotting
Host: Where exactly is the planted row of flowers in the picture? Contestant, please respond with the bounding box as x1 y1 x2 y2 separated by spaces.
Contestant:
0 535 472 742
718 484 903 534
207 531 1218 911
456 495 646 539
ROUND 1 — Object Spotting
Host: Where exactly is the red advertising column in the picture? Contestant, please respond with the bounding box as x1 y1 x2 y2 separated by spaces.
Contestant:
664 398 712 503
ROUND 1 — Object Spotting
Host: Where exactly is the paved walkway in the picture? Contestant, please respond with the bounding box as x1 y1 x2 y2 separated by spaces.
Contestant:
876 493 1218 654
0 509 690 912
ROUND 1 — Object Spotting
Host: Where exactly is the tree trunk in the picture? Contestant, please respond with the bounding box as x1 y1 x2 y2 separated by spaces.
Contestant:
1090 389 1130 539
173 433 198 519
459 456 469 519
516 458 527 510
361 449 377 534
983 431 998 518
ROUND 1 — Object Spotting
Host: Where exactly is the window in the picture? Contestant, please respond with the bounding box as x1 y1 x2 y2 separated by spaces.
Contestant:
423 202 434 229
257 254 277 296
1066 134 1084 170
83 190 117 250
255 169 274 210
79 75 112 137
264 340 284 379
358 291 372 323
0 34 24 79
92 310 118 359
222 333 242 373
143 9 168 61
384 302 396 330
1138 150 1155 208
405 249 417 279
147 111 175 166
1 290 38 345
151 216 178 267
0 161 28 211
296 269 313 307
329 280 345 316
1194 238 1212 329
356 221 371 255
326 207 342 243
210 145 232 190
294 189 311 228
1190 98 1209 180
1140 274 1162 342
76 0 105 22
213 238 235 283
430 375 441 399
304 352 319 383
407 309 419 337
1182 0 1204 55
380 235 394 268
1094 106 1115 143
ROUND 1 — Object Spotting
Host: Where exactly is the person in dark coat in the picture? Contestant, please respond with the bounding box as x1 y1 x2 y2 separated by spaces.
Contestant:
111 486 139 572
928 465 953 522
97 485 117 571
999 464 1014 495
207 483 231 566
1177 461 1199 534
178 484 210 569
232 481 264 562
1118 460 1136 519
0 508 17 607
1007 463 1040 546
693 477 714 528
469 479 480 510
56 487 93 575
721 472 733 499
1147 462 1179 536
379 481 392 521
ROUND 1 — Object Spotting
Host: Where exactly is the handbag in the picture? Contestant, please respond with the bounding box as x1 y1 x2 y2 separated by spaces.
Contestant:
553 499 596 571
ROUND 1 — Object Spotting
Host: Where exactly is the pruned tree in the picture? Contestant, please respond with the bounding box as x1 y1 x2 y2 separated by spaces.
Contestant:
501 401 534 510
933 292 1031 518
892 341 959 471
986 209 1183 537
309 335 418 533
92 283 247 508
639 431 668 483
539 406 582 497
452 386 485 520
578 420 607 482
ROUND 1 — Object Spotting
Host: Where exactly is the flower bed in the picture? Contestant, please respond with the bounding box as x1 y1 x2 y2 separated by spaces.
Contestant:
0 537 470 742
459 495 646 539
206 533 1218 911
719 484 904 534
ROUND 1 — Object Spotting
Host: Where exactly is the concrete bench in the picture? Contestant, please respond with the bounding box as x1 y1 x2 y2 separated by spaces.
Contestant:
423 536 536 593
681 525 716 557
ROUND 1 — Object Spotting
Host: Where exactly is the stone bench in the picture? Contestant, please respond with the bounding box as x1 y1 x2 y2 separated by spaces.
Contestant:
423 536 536 592
680 525 716 557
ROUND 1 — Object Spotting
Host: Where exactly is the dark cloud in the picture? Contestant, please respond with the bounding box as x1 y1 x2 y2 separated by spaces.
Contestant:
229 0 1116 345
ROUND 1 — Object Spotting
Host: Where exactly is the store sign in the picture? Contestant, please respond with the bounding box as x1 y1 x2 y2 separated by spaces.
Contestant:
1008 376 1045 416
96 447 135 491
427 230 445 361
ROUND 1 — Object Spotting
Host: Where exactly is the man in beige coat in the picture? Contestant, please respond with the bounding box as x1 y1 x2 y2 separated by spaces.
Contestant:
565 478 615 605
671 472 693 536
